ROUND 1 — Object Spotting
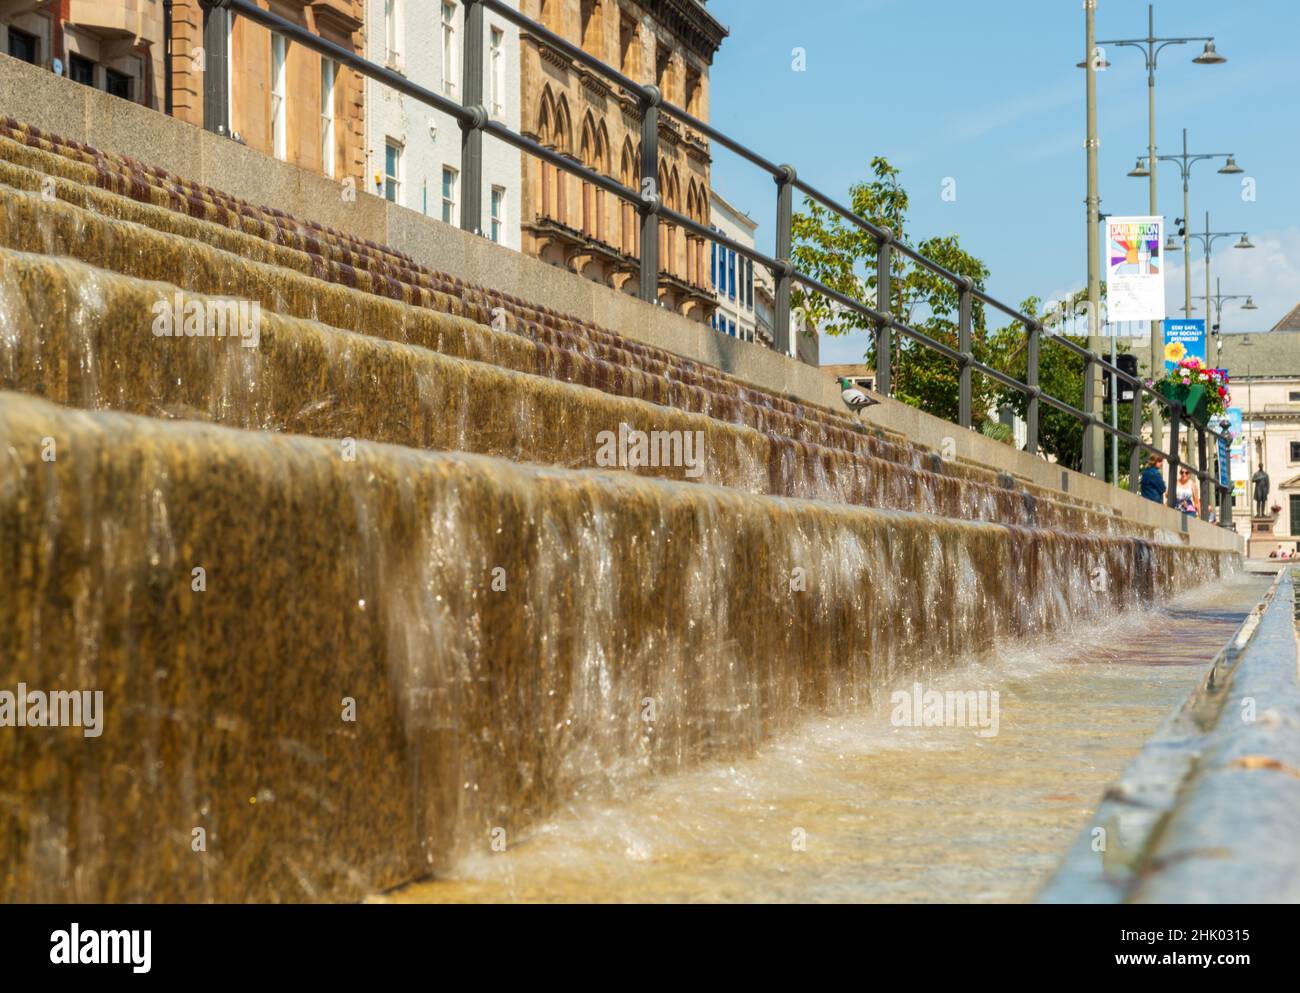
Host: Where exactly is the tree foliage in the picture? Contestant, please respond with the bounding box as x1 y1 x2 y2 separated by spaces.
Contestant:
793 158 1138 473
791 157 995 426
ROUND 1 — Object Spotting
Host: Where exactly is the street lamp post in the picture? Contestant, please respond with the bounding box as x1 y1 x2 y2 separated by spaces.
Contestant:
1134 130 1243 317
1190 275 1253 361
1084 0 1103 477
1130 132 1241 478
1188 211 1253 346
1100 3 1225 448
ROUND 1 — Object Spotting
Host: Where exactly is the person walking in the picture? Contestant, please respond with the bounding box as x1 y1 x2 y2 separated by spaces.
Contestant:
1139 455 1166 504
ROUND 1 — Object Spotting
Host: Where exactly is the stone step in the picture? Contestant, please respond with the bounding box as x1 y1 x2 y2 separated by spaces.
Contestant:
0 121 1143 524
0 246 1153 536
0 389 1232 902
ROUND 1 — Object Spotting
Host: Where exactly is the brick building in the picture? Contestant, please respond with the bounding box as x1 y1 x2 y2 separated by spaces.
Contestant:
518 0 726 321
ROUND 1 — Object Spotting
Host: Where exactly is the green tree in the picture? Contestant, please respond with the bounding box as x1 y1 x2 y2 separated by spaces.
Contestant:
790 157 995 426
987 286 1146 477
986 295 1086 471
793 158 1142 475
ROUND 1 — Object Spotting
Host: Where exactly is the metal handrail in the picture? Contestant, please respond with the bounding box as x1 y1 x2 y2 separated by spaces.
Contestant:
199 0 1235 529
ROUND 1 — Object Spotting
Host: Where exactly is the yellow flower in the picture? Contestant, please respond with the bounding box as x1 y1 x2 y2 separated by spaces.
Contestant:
1164 341 1186 362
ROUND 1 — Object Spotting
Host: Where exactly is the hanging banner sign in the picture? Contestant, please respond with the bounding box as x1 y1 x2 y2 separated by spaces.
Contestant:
1105 216 1166 322
1228 408 1248 504
1163 318 1207 371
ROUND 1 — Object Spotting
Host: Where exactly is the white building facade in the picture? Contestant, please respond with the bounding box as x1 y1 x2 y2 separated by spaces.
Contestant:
364 0 521 249
708 189 757 342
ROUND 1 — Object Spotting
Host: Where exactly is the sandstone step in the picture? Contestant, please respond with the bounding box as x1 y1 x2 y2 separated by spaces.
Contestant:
0 120 1138 522
0 246 1156 537
0 161 1145 535
0 390 1232 901
0 123 870 446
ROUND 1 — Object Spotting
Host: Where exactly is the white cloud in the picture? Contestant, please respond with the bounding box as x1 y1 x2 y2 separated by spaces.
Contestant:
1161 226 1300 334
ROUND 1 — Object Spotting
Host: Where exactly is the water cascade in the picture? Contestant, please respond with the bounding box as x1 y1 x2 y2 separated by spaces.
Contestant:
0 118 1235 902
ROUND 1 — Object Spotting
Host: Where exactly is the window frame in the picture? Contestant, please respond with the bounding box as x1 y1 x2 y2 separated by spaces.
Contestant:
104 67 132 101
489 26 504 117
270 32 288 161
385 0 400 63
384 139 403 204
441 165 459 225
69 53 95 86
7 27 38 65
441 1 458 98
490 184 505 243
320 57 336 178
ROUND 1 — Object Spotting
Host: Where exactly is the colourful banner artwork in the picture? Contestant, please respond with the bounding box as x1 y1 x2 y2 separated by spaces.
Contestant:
1105 216 1165 322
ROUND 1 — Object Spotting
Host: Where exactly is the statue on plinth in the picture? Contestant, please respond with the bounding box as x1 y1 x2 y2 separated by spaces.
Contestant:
1252 468 1271 518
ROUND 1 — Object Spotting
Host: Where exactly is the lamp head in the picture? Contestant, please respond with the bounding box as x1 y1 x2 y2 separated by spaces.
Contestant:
1192 40 1227 65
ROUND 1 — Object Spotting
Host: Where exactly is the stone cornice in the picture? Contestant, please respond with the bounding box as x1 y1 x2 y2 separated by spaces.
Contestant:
684 137 711 166
523 32 572 73
310 2 364 38
635 0 729 63
577 65 612 103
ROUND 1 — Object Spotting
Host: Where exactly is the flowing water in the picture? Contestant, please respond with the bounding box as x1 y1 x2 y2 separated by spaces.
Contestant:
0 116 1245 904
379 575 1268 903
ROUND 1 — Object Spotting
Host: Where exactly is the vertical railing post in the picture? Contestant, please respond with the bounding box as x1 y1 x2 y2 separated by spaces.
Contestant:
1166 404 1182 509
459 0 485 235
957 278 973 429
638 85 661 304
772 165 795 357
201 0 229 135
1025 320 1040 456
164 0 174 116
1128 385 1144 493
875 230 893 395
1219 437 1234 529
1081 352 1098 476
1197 424 1210 522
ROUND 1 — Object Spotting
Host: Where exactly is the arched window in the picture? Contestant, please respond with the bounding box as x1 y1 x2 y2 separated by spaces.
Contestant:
686 181 703 286
579 114 609 240
535 86 558 220
619 138 639 256
554 95 572 225
664 166 681 278
594 121 610 242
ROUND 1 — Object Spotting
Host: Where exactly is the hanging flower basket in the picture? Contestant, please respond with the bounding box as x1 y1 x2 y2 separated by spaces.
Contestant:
1156 358 1230 425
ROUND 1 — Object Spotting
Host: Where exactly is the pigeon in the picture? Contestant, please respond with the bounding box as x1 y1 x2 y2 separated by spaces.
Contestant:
838 377 879 413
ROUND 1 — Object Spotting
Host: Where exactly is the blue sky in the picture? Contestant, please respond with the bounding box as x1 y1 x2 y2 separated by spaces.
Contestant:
704 0 1298 364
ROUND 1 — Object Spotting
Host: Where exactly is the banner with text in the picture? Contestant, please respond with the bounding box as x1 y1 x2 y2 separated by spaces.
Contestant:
1163 318 1207 371
1106 216 1165 322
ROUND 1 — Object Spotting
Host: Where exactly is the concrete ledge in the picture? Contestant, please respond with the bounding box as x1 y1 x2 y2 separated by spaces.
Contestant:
1040 569 1300 902
0 52 1242 555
